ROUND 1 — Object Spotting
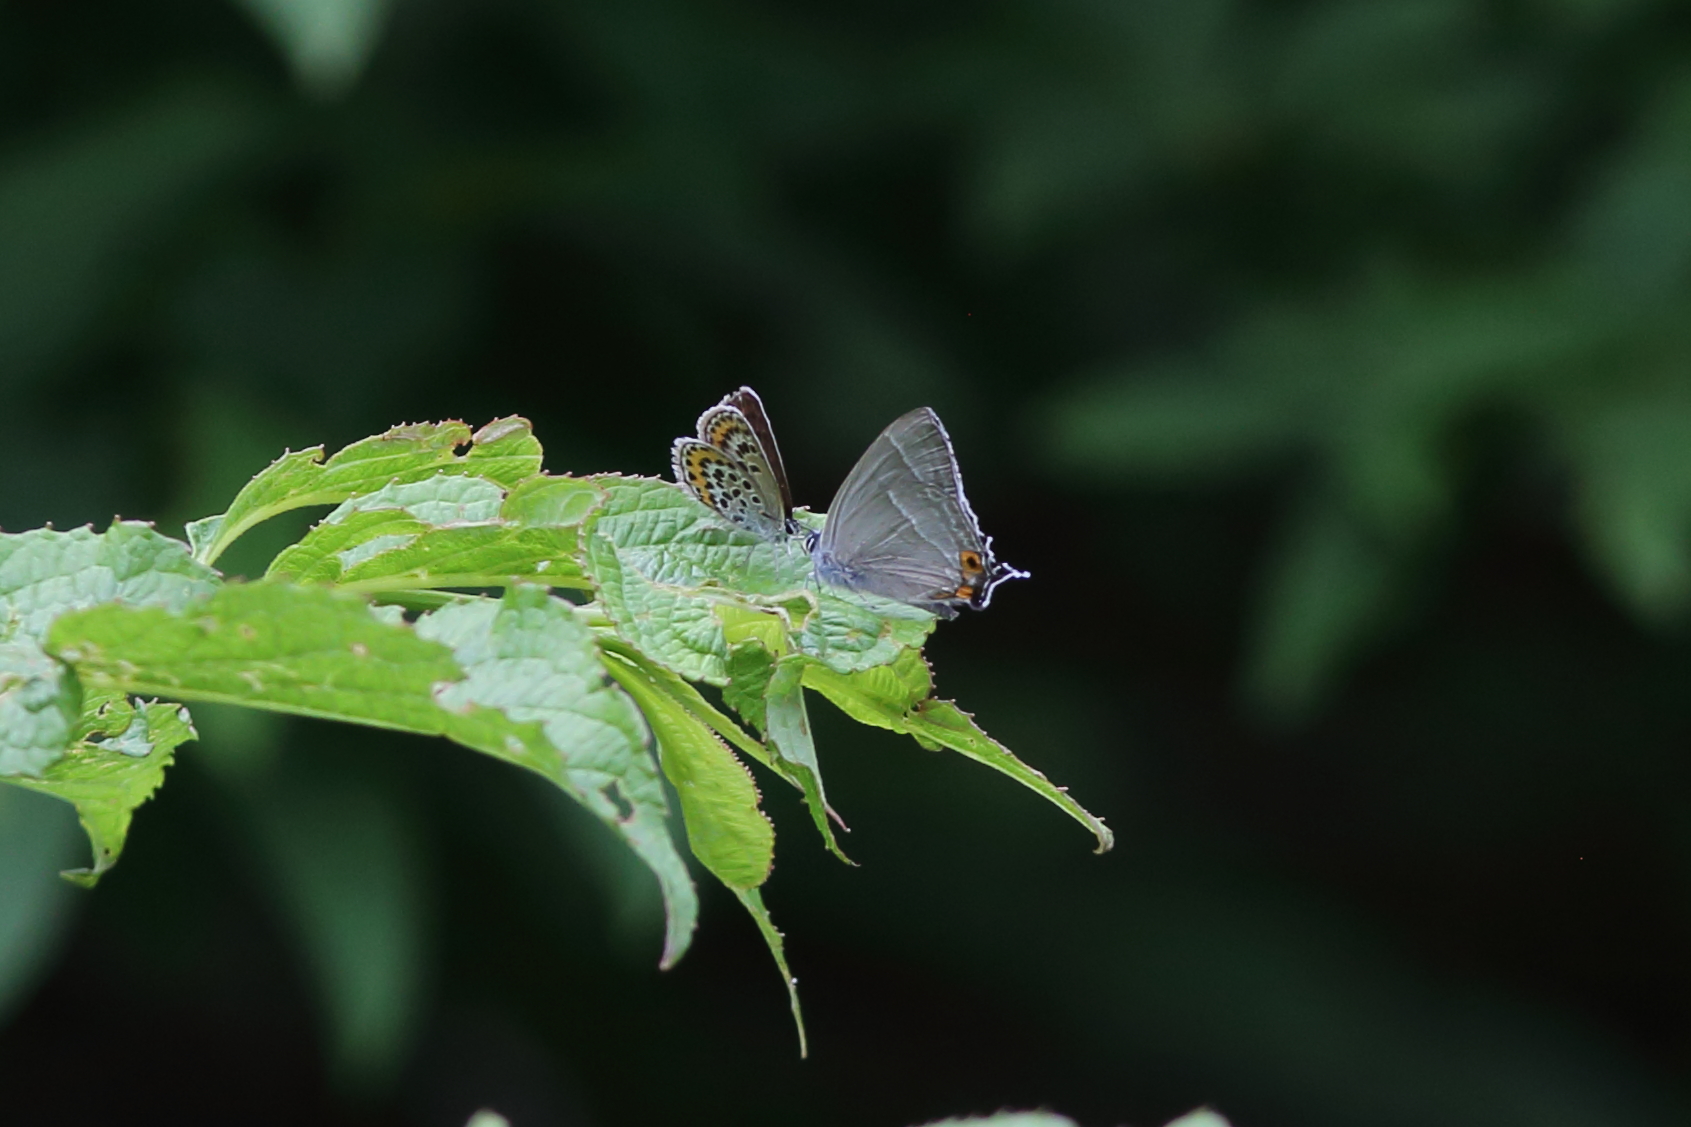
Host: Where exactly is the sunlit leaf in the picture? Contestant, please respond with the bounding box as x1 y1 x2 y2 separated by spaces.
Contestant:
0 523 219 782
794 589 937 676
589 477 814 598
585 477 816 683
735 887 807 1058
50 582 464 726
601 635 798 793
267 472 594 591
49 581 698 966
188 416 542 567
0 523 221 644
9 697 198 886
803 650 1114 854
722 637 777 734
414 587 698 967
764 655 850 864
601 648 772 891
0 642 80 779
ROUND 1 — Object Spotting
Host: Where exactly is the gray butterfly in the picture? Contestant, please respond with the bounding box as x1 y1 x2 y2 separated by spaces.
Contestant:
672 386 798 541
810 407 1027 619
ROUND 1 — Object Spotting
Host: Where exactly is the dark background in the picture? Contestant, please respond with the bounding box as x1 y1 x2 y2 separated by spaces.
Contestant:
2 1 1690 1124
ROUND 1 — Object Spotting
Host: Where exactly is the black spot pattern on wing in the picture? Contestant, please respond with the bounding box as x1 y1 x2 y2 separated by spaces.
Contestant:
674 440 778 532
705 414 775 483
671 391 794 539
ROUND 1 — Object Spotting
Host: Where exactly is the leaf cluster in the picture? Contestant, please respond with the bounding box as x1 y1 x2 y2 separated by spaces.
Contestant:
0 416 1108 1054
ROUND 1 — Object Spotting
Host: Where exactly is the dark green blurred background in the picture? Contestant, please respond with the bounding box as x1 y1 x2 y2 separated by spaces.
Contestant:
3 1 1691 1124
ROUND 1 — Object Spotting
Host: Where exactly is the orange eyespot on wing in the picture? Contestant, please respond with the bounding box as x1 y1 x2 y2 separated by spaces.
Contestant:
959 549 985 578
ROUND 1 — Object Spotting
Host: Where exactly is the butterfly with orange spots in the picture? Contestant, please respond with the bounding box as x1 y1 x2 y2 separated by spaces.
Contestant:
671 387 798 542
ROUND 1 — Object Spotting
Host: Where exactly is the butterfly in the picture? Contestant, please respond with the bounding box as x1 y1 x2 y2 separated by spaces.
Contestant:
671 386 798 541
809 407 1027 619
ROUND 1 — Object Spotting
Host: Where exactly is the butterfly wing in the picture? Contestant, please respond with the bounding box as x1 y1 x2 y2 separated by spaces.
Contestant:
814 407 1001 616
719 387 794 520
672 386 794 541
673 438 787 539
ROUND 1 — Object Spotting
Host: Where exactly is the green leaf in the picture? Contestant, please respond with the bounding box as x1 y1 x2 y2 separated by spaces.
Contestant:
587 527 732 683
0 521 220 785
266 472 595 591
461 417 548 486
662 609 852 861
803 646 931 723
602 650 773 891
500 475 605 527
48 582 698 962
735 887 807 1059
0 641 81 778
586 475 933 684
414 587 697 967
764 656 851 864
599 635 799 794
722 639 777 733
10 697 198 886
903 699 1113 853
589 477 815 598
50 582 466 728
585 476 820 683
803 651 1114 854
188 416 543 567
793 590 938 676
0 522 221 643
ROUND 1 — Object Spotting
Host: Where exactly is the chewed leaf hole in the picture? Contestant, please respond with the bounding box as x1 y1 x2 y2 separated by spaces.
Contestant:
603 782 635 821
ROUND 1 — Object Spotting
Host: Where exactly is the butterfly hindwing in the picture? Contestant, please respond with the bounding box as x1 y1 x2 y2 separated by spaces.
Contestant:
813 407 1027 618
672 387 795 541
697 406 788 527
718 387 794 518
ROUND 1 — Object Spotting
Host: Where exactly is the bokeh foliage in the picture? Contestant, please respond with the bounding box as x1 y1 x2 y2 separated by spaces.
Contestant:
3 0 1691 1125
